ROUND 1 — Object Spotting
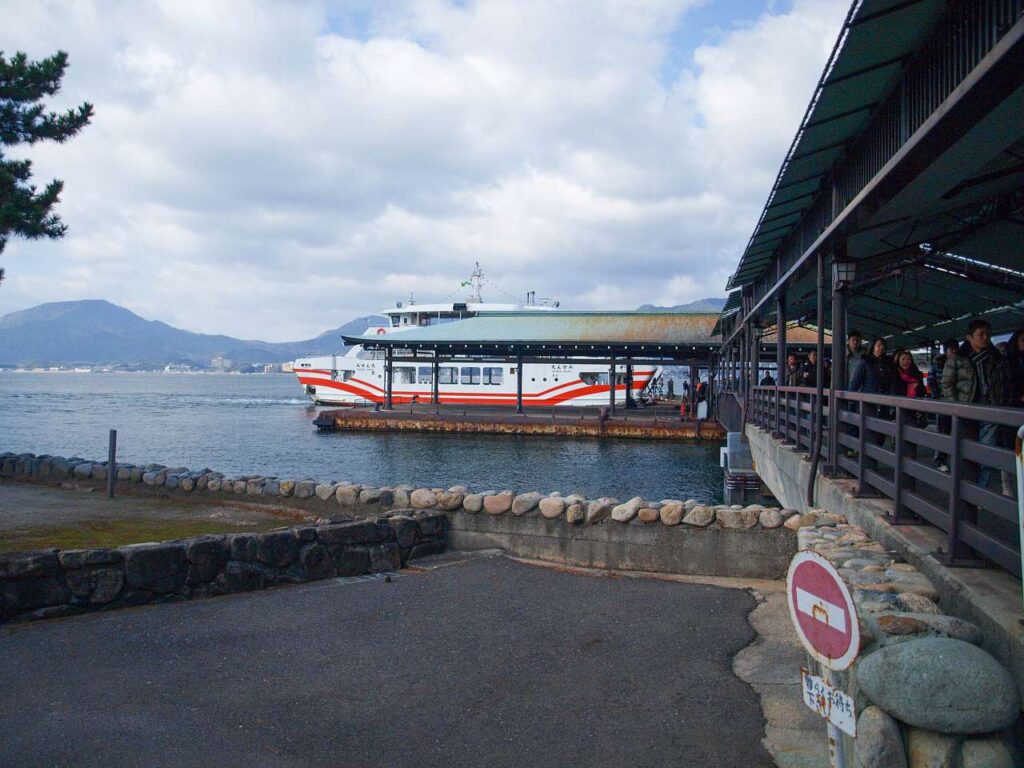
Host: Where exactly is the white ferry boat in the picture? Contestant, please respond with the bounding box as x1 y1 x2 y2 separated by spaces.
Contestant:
293 266 661 407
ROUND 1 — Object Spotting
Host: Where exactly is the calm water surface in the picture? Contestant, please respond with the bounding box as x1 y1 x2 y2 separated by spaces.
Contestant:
0 373 723 502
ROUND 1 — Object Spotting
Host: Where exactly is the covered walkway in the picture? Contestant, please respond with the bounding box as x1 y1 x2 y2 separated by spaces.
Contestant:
715 0 1024 576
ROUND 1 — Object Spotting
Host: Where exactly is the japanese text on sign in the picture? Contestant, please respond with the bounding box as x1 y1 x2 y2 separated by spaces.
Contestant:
801 668 856 737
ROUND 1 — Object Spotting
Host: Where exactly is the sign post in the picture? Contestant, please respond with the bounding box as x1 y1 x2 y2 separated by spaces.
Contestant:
787 550 861 768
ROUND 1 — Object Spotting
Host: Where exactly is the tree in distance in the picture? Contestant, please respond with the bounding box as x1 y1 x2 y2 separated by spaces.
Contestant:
0 50 93 284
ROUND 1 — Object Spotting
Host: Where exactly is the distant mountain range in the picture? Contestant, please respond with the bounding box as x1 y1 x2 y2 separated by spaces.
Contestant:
0 300 382 368
0 296 728 368
635 297 727 313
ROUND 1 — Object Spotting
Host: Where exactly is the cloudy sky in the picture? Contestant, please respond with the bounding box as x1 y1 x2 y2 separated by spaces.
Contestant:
1 0 849 341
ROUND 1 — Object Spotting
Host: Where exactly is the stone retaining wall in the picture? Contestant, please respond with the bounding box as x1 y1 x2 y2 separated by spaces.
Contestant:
0 510 447 624
1 450 806 578
798 521 1021 768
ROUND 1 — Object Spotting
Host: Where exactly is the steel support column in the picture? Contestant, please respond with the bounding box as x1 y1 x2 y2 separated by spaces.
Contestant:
625 361 635 409
776 291 787 384
516 352 524 414
385 347 394 410
807 251 827 505
431 359 440 405
609 353 617 415
827 268 848 474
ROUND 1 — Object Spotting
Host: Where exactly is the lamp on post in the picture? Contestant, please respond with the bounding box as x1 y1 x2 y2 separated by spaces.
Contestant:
832 260 857 291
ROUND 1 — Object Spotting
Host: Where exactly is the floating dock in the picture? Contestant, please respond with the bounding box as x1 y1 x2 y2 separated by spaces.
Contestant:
315 403 724 440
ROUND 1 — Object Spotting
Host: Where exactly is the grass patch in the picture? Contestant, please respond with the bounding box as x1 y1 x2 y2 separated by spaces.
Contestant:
0 516 289 553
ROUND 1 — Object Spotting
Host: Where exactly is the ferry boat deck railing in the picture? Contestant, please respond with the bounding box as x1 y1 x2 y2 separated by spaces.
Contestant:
749 385 1024 577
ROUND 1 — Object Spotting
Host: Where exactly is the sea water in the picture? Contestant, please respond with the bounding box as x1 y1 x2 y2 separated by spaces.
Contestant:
0 372 723 502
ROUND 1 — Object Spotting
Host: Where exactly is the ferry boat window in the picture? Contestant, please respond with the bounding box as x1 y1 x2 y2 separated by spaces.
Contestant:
461 367 481 385
417 366 432 384
439 367 457 385
580 373 609 386
394 367 415 384
483 367 503 385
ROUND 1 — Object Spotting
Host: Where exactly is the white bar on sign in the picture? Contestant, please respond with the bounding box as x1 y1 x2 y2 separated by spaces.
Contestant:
795 587 846 632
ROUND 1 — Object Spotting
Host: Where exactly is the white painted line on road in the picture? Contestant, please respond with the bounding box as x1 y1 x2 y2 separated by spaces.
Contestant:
795 587 846 632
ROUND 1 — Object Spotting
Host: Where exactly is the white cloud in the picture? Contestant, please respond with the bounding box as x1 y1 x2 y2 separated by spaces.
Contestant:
0 0 849 340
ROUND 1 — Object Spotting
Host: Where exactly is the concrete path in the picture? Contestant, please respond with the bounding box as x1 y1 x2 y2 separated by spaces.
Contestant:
0 554 775 768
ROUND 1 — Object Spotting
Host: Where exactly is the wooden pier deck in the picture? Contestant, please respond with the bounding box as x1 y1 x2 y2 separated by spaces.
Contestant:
315 402 724 440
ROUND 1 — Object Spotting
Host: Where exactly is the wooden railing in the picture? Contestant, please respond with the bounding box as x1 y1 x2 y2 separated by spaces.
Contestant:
749 386 1024 577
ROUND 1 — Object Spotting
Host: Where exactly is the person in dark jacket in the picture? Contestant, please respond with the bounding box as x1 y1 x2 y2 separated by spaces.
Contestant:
941 318 1006 489
845 330 864 389
1006 327 1024 408
849 337 898 395
799 350 819 388
785 353 801 387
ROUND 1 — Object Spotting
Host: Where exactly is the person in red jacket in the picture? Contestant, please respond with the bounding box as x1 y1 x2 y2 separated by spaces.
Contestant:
895 350 925 398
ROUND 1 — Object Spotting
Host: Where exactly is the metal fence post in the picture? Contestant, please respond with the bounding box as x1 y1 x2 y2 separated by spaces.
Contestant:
856 404 867 496
1016 425 1023 612
106 429 117 499
946 415 963 560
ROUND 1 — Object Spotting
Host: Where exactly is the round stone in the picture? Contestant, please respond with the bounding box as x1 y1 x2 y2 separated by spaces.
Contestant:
853 706 906 768
538 497 566 519
659 501 684 526
856 637 1020 734
483 492 513 515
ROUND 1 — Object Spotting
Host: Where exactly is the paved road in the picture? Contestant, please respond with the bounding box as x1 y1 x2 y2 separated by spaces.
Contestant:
0 555 773 767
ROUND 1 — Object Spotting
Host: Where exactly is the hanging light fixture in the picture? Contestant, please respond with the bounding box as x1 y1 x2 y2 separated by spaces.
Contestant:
832 260 857 290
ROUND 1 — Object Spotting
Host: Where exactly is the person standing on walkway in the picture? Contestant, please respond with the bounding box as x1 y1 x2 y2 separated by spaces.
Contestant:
850 337 898 396
941 318 1006 489
799 350 818 388
895 350 925 399
1006 327 1024 408
845 330 864 388
785 353 801 386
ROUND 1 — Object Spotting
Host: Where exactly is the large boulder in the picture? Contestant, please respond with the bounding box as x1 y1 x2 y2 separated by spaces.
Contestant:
410 489 437 509
335 484 359 506
483 492 513 515
659 501 685 526
758 508 784 529
315 483 336 501
185 537 227 583
853 706 906 768
294 480 317 499
511 492 543 516
716 508 759 529
682 506 715 528
436 491 464 511
538 497 566 519
565 503 585 524
299 543 336 581
0 550 61 579
586 498 617 524
122 543 188 594
463 494 484 513
611 497 644 523
257 531 299 569
857 637 1020 734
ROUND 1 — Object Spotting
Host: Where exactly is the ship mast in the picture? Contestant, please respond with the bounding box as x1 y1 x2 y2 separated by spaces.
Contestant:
467 262 484 303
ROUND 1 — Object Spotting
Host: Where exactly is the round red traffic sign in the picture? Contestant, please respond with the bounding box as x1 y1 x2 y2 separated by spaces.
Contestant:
787 551 860 671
